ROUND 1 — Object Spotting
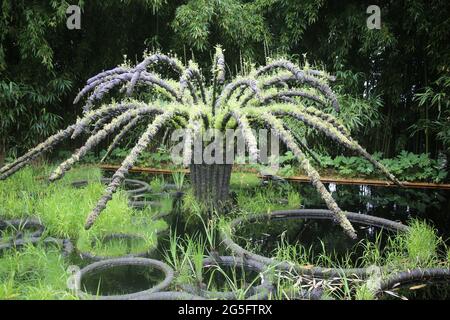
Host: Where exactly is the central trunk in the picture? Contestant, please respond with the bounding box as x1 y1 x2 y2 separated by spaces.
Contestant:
189 163 233 209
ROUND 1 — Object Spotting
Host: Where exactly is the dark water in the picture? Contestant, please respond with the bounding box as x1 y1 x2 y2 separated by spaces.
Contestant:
234 219 396 265
83 173 450 299
293 183 450 240
81 264 165 296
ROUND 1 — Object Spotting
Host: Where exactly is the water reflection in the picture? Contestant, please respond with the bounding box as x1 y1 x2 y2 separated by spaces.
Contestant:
293 183 450 239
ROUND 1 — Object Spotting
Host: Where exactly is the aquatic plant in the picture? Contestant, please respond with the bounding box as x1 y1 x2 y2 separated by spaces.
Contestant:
0 47 402 238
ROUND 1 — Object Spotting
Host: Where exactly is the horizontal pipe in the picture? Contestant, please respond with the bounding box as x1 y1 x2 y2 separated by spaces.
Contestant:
99 164 450 190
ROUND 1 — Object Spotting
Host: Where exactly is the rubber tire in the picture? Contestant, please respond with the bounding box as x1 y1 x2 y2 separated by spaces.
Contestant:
0 218 45 240
71 178 150 196
220 209 408 278
75 257 174 300
180 256 274 300
77 233 154 262
0 236 73 256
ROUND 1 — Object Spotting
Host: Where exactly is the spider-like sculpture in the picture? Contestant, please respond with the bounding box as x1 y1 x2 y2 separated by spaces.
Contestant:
0 46 402 238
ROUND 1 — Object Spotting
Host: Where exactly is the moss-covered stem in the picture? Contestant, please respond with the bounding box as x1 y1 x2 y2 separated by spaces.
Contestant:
211 46 226 116
0 104 138 179
127 53 185 96
100 116 141 163
49 106 165 181
84 110 180 229
260 112 357 239
230 110 259 163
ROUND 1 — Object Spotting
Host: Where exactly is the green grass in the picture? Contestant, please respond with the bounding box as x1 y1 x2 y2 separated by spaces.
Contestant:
236 182 302 213
0 244 77 300
1 164 449 300
0 165 168 299
230 172 261 189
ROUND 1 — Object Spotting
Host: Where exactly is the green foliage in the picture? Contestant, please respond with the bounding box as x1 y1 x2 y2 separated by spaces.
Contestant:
413 75 450 152
0 165 166 247
230 172 261 189
405 220 440 266
316 151 447 182
0 1 78 155
0 245 76 300
172 0 269 52
1 0 449 162
236 182 301 213
0 164 170 299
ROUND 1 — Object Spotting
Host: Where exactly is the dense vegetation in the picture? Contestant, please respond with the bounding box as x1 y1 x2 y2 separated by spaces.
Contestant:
1 1 449 175
1 165 449 299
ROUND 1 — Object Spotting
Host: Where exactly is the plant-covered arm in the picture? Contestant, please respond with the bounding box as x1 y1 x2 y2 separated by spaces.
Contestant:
229 110 259 163
182 109 208 167
84 109 185 229
261 89 327 107
211 46 226 114
0 103 140 180
256 60 336 81
283 119 322 165
179 62 206 104
49 105 165 181
215 78 261 109
257 60 340 112
269 105 402 185
100 115 141 163
259 112 357 239
127 53 185 95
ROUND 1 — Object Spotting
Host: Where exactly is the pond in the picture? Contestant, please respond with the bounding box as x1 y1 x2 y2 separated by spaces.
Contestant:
293 182 450 240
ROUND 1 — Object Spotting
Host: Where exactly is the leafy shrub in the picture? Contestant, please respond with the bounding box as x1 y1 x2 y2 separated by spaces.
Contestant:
316 151 447 182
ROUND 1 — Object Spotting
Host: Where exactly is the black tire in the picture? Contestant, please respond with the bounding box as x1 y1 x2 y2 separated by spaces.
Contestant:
128 200 162 210
180 256 274 300
377 268 450 298
75 257 174 300
0 218 45 240
134 291 206 300
220 209 408 278
0 236 73 256
77 233 154 261
71 178 150 196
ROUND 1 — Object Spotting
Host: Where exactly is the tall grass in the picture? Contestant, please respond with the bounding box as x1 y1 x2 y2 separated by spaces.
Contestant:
0 245 77 300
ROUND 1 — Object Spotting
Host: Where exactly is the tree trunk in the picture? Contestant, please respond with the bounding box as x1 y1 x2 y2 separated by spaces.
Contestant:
190 163 233 210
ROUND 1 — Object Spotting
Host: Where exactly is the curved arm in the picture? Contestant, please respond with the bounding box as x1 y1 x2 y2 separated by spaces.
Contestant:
179 63 206 104
100 116 141 163
261 89 327 107
182 110 206 167
258 60 340 112
0 103 140 180
49 105 165 181
81 72 181 112
214 78 261 110
269 105 402 185
283 119 322 165
84 109 187 229
211 46 226 114
74 67 130 104
258 112 357 239
127 54 185 95
256 59 336 81
229 110 259 163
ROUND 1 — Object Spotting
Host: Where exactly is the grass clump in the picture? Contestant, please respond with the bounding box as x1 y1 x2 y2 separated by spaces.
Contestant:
0 245 77 300
230 172 261 189
404 219 440 266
